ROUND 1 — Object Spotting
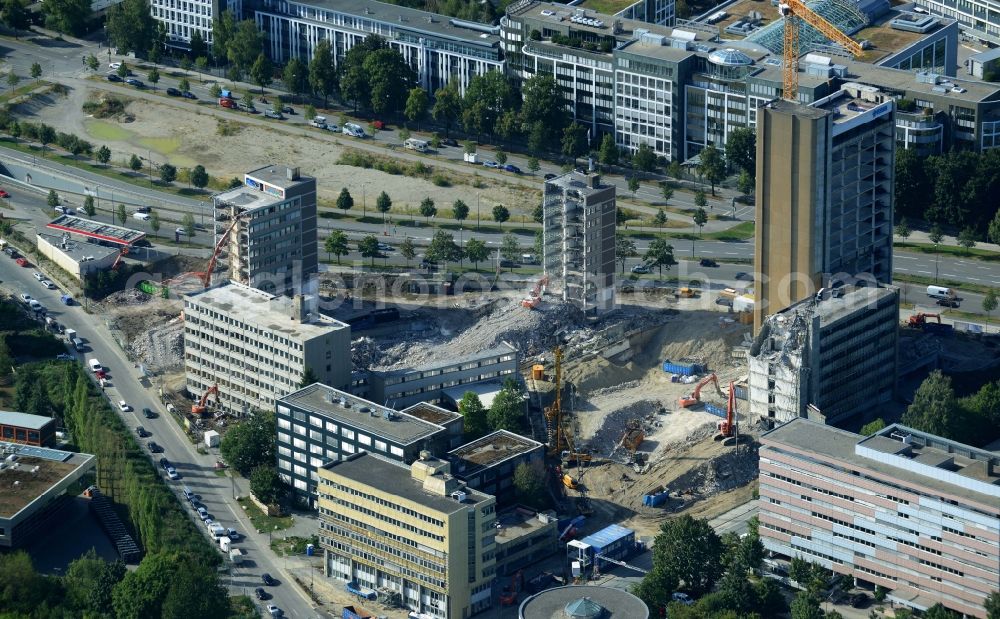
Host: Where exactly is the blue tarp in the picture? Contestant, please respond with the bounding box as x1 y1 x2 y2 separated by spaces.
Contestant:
579 524 634 553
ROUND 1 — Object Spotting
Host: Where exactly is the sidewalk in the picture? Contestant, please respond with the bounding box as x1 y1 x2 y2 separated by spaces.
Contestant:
901 229 1000 253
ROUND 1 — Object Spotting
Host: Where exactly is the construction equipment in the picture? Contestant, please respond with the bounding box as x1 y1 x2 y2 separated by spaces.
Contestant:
610 419 644 463
499 571 523 606
562 474 578 490
164 215 243 290
191 384 219 417
908 312 941 327
110 245 130 270
521 276 549 309
678 373 724 408
545 347 592 464
779 0 865 102
715 381 738 441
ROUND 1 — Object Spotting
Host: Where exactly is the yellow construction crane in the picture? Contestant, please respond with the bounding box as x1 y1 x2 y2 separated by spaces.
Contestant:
780 0 864 102
543 347 591 464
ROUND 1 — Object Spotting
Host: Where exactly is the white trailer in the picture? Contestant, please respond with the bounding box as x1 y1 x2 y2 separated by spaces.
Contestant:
204 430 220 448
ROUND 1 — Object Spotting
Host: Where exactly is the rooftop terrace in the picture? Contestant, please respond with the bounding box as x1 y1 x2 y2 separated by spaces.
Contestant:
449 430 543 477
0 442 96 519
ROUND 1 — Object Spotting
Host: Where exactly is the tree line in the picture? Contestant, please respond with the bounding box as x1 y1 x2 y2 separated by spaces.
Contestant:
898 370 1000 447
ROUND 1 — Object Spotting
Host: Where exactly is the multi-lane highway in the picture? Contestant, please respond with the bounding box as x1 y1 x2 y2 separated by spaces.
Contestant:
0 257 319 619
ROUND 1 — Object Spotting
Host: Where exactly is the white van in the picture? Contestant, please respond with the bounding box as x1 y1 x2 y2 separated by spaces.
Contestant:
926 285 956 300
310 115 327 128
133 212 150 221
88 358 102 373
404 138 429 152
342 123 366 138
72 337 85 352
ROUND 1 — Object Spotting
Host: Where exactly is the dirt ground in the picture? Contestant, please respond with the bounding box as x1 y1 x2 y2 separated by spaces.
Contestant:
24 83 536 213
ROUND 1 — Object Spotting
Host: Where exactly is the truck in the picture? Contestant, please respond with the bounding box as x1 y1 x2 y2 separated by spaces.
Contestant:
60 294 74 305
732 295 754 313
342 123 366 138
342 606 376 619
404 138 429 152
64 328 77 342
204 430 220 448
209 523 226 538
566 524 638 577
926 285 957 300
228 548 244 564
346 582 377 600
219 535 232 551
310 115 327 128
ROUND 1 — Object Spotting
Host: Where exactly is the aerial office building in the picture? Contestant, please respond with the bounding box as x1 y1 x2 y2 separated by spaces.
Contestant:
747 286 899 426
759 419 999 618
318 452 497 619
183 282 351 417
542 172 616 314
213 165 318 293
150 0 238 50
754 86 895 331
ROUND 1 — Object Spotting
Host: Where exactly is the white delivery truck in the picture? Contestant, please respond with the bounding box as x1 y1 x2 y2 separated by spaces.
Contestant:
204 430 220 448
88 358 102 373
404 138 429 152
229 548 244 564
310 115 327 128
926 285 956 299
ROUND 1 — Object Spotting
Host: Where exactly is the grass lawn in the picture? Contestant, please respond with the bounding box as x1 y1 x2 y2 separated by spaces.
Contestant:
237 497 293 532
269 535 319 556
895 241 1000 262
86 119 133 141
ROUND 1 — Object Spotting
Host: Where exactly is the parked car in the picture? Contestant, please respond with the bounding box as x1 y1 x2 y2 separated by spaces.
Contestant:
372 120 385 130
503 164 521 174
56 353 74 361
165 87 181 96
499 259 519 268
147 441 163 453
482 160 500 169
672 593 693 605
106 73 122 82
377 243 394 252
266 604 283 618
735 272 754 281
32 272 44 281
0 188 9 198
159 457 170 470
118 400 132 412
175 227 188 236
219 98 235 108
936 298 960 308
143 407 156 419
29 300 44 313
544 173 557 180
135 426 148 438
324 123 341 133
631 264 651 274
20 293 33 303
166 467 180 480
441 137 459 147
261 573 277 586
281 105 294 114
715 297 733 307
197 506 210 520
109 62 122 70
264 109 284 119
181 91 197 100
41 280 56 289
125 78 145 88
15 257 29 267
699 258 718 267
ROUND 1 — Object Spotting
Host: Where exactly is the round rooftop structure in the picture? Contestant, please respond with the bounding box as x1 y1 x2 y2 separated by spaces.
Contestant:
708 48 754 66
519 585 649 619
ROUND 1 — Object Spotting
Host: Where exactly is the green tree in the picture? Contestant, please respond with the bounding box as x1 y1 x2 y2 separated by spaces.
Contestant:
111 553 176 619
698 144 726 196
654 209 668 231
716 557 757 614
693 207 708 236
149 210 160 237
984 289 998 332
520 73 564 139
29 62 41 83
661 183 674 206
250 52 272 93
895 216 911 241
147 66 159 90
633 143 657 172
929 223 944 247
615 233 637 274
495 148 508 166
128 153 142 173
419 197 437 223
6 72 20 92
249 465 283 505
755 578 788 617
38 123 55 150
694 189 708 211
534 229 543 260
189 164 209 189
725 126 756 174
117 61 129 78
63 550 111 613
83 195 96 217
85 53 99 72
282 57 309 99
375 191 392 222
336 187 354 212
425 230 462 266
532 204 544 224
499 232 521 264
492 204 510 227
985 591 1000 619
1 0 29 35
527 156 540 174
324 230 350 264
432 81 462 137
737 169 754 198
195 55 209 80
465 238 488 269
923 604 959 619
6 120 18 143
114 203 126 226
219 410 278 475
159 163 176 184
160 559 231 619
644 238 676 276
226 20 263 75
668 159 683 180
452 199 469 223
958 226 977 253
646 515 724 598
988 210 1000 245
513 461 546 508
405 86 429 128
47 189 60 207
106 0 155 54
790 592 824 619
901 370 961 442
458 391 488 438
487 379 524 432
42 0 90 35
860 418 886 436
461 71 518 141
189 30 206 61
364 48 415 116
599 133 618 169
399 237 416 266
358 234 380 266
181 212 195 238
562 122 588 164
628 176 640 197
178 77 190 93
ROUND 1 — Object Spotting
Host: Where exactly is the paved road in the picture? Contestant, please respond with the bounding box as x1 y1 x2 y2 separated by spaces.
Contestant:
0 258 319 619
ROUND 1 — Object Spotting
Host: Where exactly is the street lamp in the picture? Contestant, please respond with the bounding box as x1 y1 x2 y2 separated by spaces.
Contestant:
476 194 481 232
362 183 367 218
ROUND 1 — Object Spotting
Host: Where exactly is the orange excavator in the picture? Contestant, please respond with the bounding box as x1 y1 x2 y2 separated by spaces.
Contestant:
908 313 941 327
192 384 219 417
678 373 724 408
715 381 738 441
521 276 549 309
499 571 523 606
110 245 130 270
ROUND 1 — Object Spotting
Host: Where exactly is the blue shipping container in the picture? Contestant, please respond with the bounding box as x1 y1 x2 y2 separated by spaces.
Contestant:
704 403 727 418
662 361 703 376
734 385 748 400
579 524 635 563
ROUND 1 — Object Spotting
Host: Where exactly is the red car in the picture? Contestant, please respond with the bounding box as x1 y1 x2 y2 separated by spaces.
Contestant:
0 189 9 198
219 98 235 108
372 120 385 130
15 257 29 267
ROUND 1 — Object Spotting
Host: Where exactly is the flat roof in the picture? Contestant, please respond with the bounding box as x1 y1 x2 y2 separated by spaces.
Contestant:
761 419 1000 508
281 0 500 45
844 61 1000 102
46 215 145 246
770 285 896 327
37 232 119 263
519 585 650 619
812 87 891 123
508 0 669 40
544 171 614 195
184 282 348 340
442 381 505 410
214 186 284 211
0 442 96 519
245 165 313 190
449 430 542 477
401 402 463 426
0 411 57 431
321 452 491 514
373 342 517 377
495 506 555 544
970 47 1000 63
279 383 444 445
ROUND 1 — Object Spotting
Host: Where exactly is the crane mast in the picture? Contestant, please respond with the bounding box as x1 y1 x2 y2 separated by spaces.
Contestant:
779 0 864 101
